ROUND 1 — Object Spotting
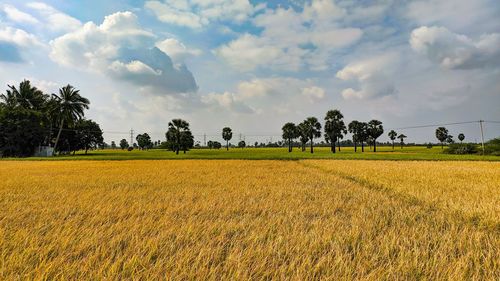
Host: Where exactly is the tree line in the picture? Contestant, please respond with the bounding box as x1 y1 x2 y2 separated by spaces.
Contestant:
281 110 387 153
0 80 103 157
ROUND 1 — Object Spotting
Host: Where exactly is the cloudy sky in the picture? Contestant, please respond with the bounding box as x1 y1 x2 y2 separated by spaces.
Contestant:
1 0 499 144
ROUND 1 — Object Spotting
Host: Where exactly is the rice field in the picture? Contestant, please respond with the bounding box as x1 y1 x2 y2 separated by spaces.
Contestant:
0 160 499 280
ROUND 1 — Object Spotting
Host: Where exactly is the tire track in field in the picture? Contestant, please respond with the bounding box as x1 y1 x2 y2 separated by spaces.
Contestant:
296 160 500 233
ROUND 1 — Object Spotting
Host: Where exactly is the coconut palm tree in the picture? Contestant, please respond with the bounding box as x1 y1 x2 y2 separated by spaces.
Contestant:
2 80 47 110
324 109 346 153
282 122 298 152
222 127 233 151
52 85 90 153
302 117 321 153
398 134 407 149
367 120 384 152
388 130 397 150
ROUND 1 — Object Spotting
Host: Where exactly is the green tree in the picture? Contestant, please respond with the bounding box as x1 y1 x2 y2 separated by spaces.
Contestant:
367 120 384 152
119 139 129 150
180 130 194 153
52 85 90 153
446 135 454 144
238 140 246 148
324 109 346 153
166 119 192 155
111 141 116 149
458 133 465 143
282 122 298 152
213 141 222 149
348 120 362 152
1 80 48 110
357 122 369 152
0 107 46 157
222 127 233 151
435 127 449 149
388 130 397 150
398 134 407 149
297 121 310 152
75 119 104 154
302 117 321 153
136 133 152 150
207 140 214 149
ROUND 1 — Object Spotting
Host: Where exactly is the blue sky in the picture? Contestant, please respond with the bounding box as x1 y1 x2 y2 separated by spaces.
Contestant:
1 0 499 144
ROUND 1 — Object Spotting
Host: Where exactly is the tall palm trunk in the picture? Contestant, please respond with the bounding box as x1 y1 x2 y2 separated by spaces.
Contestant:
392 140 394 150
361 142 365 152
354 142 357 152
310 140 314 154
226 140 229 151
331 141 335 153
53 119 64 154
338 141 341 152
373 140 377 152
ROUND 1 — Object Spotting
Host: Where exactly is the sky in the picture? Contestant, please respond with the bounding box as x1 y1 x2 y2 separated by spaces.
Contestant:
0 0 499 145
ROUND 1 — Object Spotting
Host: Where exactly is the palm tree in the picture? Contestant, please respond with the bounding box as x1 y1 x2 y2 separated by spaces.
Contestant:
297 122 309 152
388 130 397 150
358 122 369 152
435 127 448 149
398 134 407 149
222 127 233 151
458 133 465 143
367 120 384 152
302 117 321 153
2 80 47 110
166 119 191 154
324 110 346 153
52 85 90 153
282 122 298 152
348 120 362 152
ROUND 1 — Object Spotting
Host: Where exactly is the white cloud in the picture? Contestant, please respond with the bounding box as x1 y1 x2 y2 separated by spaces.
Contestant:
1 4 39 24
201 91 255 114
156 38 201 63
336 52 399 100
301 86 325 103
214 34 287 71
202 77 326 114
145 0 255 28
410 26 500 69
26 2 81 33
109 60 162 76
406 0 498 33
50 11 198 94
0 26 43 47
215 1 362 72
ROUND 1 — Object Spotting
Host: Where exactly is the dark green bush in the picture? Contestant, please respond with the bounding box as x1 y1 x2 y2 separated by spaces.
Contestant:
444 143 478 154
484 138 500 156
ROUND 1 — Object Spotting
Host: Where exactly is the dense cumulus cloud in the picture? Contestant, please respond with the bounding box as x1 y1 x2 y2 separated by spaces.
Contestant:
50 11 198 94
410 26 500 69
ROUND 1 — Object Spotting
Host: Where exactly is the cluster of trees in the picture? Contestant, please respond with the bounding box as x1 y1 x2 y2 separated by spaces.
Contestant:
388 130 407 149
207 140 222 149
435 127 465 148
281 109 387 153
0 80 102 157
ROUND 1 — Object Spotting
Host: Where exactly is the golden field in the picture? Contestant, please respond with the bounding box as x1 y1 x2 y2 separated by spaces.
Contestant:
0 160 499 280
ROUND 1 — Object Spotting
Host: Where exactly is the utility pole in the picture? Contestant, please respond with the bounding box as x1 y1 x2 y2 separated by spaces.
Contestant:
130 128 134 147
479 120 485 155
203 134 206 147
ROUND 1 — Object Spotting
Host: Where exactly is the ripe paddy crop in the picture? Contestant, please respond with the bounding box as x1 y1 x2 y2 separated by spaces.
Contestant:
0 160 498 280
